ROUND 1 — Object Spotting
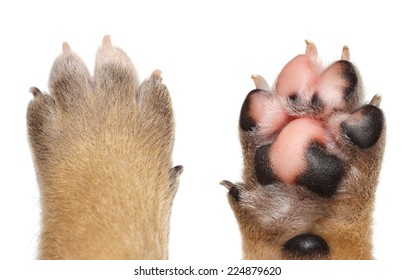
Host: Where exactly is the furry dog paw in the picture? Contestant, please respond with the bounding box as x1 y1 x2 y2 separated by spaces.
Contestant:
27 36 181 259
222 41 385 259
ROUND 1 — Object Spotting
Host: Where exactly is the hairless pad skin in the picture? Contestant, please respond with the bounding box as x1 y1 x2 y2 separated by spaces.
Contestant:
223 41 385 260
296 142 344 197
240 42 369 197
283 233 330 259
239 89 266 132
341 105 384 149
254 117 344 197
254 144 277 185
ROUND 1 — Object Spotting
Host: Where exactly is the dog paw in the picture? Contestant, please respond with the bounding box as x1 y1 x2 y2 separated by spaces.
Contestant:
223 41 385 259
27 36 181 259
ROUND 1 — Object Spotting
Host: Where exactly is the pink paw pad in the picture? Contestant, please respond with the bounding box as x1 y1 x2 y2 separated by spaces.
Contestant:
240 41 383 197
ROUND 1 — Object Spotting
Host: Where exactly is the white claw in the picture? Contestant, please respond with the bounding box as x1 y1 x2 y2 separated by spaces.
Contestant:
305 40 318 57
151 69 162 80
251 74 270 91
102 34 112 48
342 45 350 61
62 42 71 53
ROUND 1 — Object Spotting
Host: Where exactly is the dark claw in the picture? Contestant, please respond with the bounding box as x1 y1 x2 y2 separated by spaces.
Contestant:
170 165 184 177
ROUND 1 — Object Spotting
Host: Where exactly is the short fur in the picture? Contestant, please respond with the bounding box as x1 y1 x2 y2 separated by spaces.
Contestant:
28 38 385 260
27 36 181 259
222 42 386 260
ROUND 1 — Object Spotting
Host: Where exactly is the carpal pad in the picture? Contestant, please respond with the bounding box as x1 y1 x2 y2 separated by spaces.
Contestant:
223 41 385 260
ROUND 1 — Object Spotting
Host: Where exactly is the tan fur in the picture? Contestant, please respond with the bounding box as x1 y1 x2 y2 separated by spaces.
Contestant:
27 36 181 259
223 44 386 260
226 114 385 260
28 37 385 260
240 123 385 259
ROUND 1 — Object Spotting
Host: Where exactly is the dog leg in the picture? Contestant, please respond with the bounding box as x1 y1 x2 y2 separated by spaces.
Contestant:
27 36 181 259
223 41 385 259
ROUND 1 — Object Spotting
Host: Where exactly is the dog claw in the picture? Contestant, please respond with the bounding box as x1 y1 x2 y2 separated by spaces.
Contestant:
151 69 163 80
62 42 71 53
305 40 318 58
341 45 350 61
220 180 237 190
369 94 382 107
102 34 112 48
29 87 42 97
251 74 270 91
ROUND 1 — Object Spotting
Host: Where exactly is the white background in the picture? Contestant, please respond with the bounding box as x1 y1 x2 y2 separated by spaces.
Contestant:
0 0 413 276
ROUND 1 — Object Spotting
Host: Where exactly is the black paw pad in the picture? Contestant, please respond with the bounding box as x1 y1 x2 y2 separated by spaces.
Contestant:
283 233 330 259
297 142 344 197
254 144 277 185
341 105 384 149
239 89 264 132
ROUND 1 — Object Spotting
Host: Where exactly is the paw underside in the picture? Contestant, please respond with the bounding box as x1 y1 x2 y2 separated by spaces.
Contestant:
222 41 385 259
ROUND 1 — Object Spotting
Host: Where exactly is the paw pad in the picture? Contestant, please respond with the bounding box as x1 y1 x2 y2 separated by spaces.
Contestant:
224 41 385 260
240 41 383 197
283 233 329 259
